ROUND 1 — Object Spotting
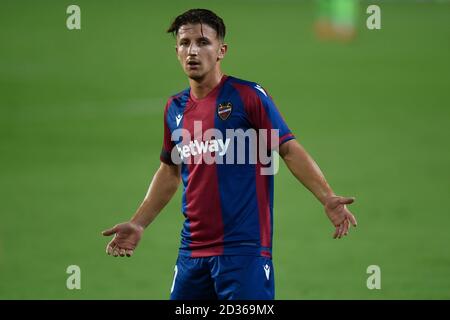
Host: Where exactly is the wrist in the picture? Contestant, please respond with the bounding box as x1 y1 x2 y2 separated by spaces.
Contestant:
130 218 147 231
320 192 336 205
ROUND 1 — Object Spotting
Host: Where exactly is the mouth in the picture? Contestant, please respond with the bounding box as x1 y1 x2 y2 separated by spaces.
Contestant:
186 60 201 69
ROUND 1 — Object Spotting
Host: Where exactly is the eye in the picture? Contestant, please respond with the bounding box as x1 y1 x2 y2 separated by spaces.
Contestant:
199 39 209 46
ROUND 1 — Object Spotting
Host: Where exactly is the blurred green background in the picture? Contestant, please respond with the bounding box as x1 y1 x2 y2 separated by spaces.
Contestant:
1 0 449 299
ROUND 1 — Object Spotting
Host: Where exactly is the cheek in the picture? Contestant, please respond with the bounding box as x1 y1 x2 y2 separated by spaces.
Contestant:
176 47 186 56
205 49 219 62
177 52 187 63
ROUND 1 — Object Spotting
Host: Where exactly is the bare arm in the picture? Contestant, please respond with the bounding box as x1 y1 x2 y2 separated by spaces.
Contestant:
130 162 181 229
102 162 181 257
279 139 357 238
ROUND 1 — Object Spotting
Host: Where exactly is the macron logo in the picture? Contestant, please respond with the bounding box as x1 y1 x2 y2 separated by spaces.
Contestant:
264 264 270 280
176 114 183 127
255 84 267 97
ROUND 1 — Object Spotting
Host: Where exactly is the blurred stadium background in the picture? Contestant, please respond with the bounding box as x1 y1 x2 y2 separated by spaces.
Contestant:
0 0 449 299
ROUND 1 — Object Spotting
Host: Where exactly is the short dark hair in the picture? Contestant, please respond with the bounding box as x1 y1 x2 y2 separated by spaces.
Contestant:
167 9 226 40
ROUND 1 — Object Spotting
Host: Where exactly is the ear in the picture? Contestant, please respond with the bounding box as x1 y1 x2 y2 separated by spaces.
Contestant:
217 43 228 61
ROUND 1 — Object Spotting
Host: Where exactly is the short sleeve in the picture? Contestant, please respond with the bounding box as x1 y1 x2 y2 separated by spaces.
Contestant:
247 86 295 150
160 98 176 165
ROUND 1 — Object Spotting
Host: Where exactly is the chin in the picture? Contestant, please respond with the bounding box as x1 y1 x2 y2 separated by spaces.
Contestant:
186 70 205 81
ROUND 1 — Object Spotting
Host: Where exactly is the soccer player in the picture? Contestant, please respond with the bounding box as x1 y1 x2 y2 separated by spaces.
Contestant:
102 8 357 300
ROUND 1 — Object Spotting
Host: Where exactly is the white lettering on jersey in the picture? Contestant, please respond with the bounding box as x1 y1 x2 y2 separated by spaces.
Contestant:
176 138 231 160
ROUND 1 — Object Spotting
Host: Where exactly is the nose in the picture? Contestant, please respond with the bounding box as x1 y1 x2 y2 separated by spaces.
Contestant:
188 42 199 56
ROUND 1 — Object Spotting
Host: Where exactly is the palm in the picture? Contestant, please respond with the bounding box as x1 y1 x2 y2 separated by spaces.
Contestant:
113 224 141 248
324 196 357 239
102 222 144 257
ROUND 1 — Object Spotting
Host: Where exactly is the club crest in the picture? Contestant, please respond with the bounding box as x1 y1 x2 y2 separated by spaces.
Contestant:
217 102 233 120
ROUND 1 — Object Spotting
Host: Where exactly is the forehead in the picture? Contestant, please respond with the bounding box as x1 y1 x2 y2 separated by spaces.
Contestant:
177 23 218 39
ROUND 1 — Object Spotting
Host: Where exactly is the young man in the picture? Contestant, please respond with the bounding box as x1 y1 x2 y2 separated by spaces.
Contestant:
102 9 357 300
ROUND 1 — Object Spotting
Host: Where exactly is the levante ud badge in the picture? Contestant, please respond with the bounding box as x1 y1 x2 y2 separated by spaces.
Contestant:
217 102 233 120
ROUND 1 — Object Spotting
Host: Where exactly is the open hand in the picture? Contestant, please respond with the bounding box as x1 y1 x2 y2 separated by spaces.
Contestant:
102 222 144 257
324 196 357 239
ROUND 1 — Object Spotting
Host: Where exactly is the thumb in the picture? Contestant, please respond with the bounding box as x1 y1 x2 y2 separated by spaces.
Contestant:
102 225 118 236
339 197 355 205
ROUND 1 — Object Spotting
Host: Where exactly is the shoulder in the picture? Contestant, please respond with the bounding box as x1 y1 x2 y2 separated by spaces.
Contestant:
164 88 190 113
227 76 271 102
167 87 190 104
226 76 274 114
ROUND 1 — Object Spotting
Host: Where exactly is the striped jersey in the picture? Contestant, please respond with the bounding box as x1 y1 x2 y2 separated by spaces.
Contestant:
160 75 295 258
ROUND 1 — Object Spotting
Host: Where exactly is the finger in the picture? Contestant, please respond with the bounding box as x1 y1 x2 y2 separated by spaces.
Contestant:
333 226 340 239
106 239 117 255
106 238 116 253
126 249 134 257
337 223 344 239
119 248 126 257
112 245 120 257
102 225 118 236
348 213 357 227
106 244 114 255
343 219 349 236
339 222 347 238
339 197 355 205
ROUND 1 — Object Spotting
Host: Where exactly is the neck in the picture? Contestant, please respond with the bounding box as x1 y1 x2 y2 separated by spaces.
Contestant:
189 68 224 99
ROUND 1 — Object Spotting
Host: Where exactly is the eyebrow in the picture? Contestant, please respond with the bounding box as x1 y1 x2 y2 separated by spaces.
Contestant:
178 36 212 42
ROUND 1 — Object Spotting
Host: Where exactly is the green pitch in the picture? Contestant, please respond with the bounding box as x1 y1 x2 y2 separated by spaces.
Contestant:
0 0 449 299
